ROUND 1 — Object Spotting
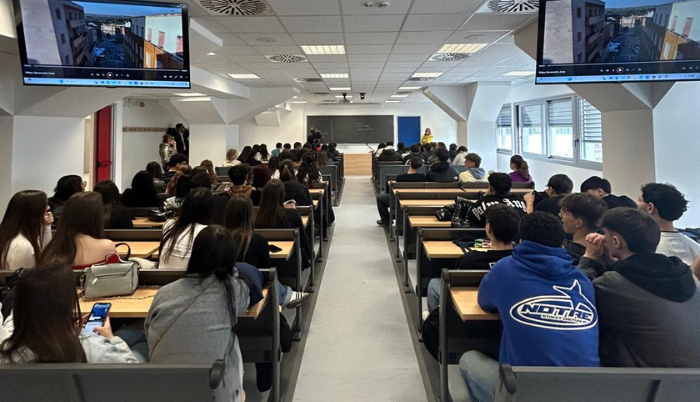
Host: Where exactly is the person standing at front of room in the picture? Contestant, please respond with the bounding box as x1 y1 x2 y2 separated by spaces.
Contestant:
174 123 189 158
420 128 433 145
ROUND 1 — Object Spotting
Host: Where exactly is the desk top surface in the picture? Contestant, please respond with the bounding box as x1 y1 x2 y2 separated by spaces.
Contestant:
408 216 451 228
301 216 309 227
131 217 165 228
392 188 465 195
399 199 455 208
270 241 294 260
449 287 500 321
119 241 160 259
422 240 464 259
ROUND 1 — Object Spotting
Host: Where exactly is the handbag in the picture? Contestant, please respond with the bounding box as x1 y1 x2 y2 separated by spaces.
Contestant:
149 207 175 222
82 244 139 299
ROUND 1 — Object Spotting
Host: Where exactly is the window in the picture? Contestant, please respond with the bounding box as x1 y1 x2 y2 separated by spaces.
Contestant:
683 18 693 37
663 43 671 59
519 104 545 155
176 35 183 53
158 31 165 48
65 55 70 64
148 28 152 42
577 8 581 18
671 16 678 32
548 99 574 158
61 33 65 44
577 32 582 42
55 8 61 20
578 98 603 163
146 52 152 67
496 105 513 151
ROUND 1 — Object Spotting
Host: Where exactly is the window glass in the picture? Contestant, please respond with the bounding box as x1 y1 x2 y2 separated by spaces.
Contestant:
520 104 545 155
579 98 603 163
548 99 574 158
497 105 513 150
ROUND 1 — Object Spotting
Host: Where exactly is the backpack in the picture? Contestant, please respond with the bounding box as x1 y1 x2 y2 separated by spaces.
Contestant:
0 268 27 320
421 308 440 361
450 197 475 228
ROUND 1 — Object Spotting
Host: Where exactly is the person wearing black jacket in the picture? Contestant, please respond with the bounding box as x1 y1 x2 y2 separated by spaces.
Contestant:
162 154 188 184
121 171 163 208
525 174 573 216
402 144 422 165
376 158 426 225
377 144 403 162
580 176 636 209
421 143 434 163
173 124 189 157
467 173 527 228
426 148 459 182
278 161 313 207
94 180 133 229
583 208 700 367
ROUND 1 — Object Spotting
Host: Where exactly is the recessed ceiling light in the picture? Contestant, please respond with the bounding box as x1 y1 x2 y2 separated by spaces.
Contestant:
385 100 400 103
437 43 488 54
176 97 211 102
390 94 409 98
292 95 299 99
412 72 442 78
173 92 206 97
503 71 535 76
292 101 308 104
227 74 260 79
301 45 346 55
206 52 217 56
399 86 421 90
321 73 349 79
335 95 352 98
329 87 351 91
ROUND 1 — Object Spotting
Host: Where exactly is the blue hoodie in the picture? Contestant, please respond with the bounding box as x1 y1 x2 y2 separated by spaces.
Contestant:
478 241 600 367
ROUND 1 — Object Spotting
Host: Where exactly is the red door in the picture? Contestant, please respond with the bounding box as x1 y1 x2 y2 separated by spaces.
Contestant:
94 105 113 184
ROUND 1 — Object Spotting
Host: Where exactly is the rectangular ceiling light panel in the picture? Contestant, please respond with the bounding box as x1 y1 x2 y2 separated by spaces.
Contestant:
301 45 346 55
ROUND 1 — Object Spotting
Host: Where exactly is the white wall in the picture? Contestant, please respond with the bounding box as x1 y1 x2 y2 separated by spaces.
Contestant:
189 124 227 167
653 81 700 227
238 106 304 149
120 100 180 190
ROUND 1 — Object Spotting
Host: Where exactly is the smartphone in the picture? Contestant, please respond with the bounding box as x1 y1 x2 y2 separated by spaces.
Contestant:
268 244 283 253
84 303 111 336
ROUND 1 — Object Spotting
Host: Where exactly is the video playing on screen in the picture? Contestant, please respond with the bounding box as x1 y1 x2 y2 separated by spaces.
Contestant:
536 0 700 84
16 0 190 88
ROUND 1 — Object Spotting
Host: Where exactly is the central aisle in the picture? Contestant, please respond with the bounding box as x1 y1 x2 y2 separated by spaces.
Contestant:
293 177 427 402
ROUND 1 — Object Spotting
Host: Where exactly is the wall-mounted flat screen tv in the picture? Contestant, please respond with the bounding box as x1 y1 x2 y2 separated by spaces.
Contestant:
15 0 190 88
536 0 700 84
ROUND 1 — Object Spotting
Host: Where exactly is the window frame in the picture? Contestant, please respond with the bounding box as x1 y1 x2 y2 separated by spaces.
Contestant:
496 104 514 152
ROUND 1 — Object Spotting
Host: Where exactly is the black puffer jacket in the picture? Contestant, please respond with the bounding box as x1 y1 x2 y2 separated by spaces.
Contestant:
426 162 459 182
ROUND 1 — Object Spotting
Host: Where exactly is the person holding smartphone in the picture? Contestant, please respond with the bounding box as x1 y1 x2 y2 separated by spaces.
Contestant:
0 264 139 364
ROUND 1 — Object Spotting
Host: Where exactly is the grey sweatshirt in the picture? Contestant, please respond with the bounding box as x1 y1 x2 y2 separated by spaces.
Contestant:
145 275 250 402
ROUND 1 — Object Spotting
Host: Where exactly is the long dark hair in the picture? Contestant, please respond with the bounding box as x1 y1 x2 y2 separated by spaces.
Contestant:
510 155 530 180
146 161 163 180
160 188 213 263
316 151 328 166
268 156 280 173
259 144 270 161
53 175 83 201
0 264 86 363
40 192 104 265
279 161 296 183
252 164 271 189
0 191 48 269
131 171 158 197
93 180 122 228
200 159 220 183
297 153 321 184
255 179 288 229
186 226 239 325
238 146 251 162
224 195 254 261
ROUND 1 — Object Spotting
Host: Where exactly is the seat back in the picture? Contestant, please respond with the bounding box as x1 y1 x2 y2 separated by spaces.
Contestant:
511 181 536 189
126 207 157 218
105 229 162 241
215 166 230 176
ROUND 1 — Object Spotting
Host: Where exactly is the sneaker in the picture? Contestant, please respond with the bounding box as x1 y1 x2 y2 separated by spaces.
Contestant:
286 291 310 309
422 311 430 321
376 219 389 226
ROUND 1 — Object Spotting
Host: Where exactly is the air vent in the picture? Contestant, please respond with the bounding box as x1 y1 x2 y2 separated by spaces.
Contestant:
313 92 331 95
294 78 324 83
265 55 308 63
197 0 275 16
477 0 539 13
407 77 434 82
429 53 470 62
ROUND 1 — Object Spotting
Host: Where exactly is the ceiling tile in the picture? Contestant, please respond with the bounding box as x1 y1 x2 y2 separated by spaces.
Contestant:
346 32 398 45
291 33 345 45
305 55 348 62
224 55 269 63
312 62 350 69
190 17 228 33
267 0 340 15
459 14 536 31
403 14 470 31
340 0 412 15
236 62 283 70
252 45 303 54
343 15 405 32
383 67 417 73
385 61 422 68
388 53 431 62
392 44 440 54
346 45 393 54
214 17 286 33
280 16 343 33
446 30 510 43
217 46 260 56
237 33 296 46
396 31 452 44
347 54 389 62
349 61 386 69
215 33 246 46
410 0 483 14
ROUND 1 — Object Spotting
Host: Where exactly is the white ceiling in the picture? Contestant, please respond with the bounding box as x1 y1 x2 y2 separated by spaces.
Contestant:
184 0 538 104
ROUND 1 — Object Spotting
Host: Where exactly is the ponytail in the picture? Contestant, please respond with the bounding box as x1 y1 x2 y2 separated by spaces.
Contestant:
510 155 530 179
520 160 530 180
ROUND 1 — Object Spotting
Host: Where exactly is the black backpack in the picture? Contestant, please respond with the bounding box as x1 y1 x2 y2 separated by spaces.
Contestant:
0 268 27 320
421 308 440 361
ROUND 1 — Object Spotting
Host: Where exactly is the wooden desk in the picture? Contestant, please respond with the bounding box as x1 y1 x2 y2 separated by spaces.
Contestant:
308 188 325 196
423 241 464 259
80 286 270 319
449 287 500 321
392 188 465 195
131 217 164 229
270 241 294 260
119 241 160 259
408 216 451 228
399 199 455 208
301 216 309 227
312 200 319 208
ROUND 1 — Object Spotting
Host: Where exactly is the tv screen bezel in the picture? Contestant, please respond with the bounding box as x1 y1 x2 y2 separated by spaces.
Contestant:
14 0 191 89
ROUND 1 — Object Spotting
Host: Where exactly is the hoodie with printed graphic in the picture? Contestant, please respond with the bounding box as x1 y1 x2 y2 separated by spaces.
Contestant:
478 241 601 367
467 193 527 228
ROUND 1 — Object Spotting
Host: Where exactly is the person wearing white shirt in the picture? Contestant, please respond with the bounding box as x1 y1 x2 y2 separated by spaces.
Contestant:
158 188 212 269
452 146 468 166
0 191 54 271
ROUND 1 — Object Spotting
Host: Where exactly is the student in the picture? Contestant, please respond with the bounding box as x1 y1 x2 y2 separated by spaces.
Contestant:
173 123 189 157
585 208 700 367
146 227 249 402
525 174 573 216
580 176 635 209
0 191 53 271
374 143 386 158
448 143 458 161
39 192 117 270
165 175 191 210
0 264 140 364
159 133 176 170
279 161 313 207
461 212 600 402
190 174 228 226
376 158 426 226
94 180 133 230
199 159 220 184
290 142 302 161
378 142 403 162
420 143 434 163
452 146 468 166
559 193 608 272
402 144 422 164
467 173 527 228
268 156 281 180
162 154 188 184
48 175 85 224
146 161 167 193
121 171 164 208
508 155 532 183
227 165 252 198
297 153 322 184
420 128 433 145
272 142 282 158
458 153 487 183
248 145 263 166
637 183 700 265
255 180 311 265
316 150 329 167
237 146 252 163
158 188 212 269
224 196 308 308
426 148 459 182
223 149 241 167
251 164 272 206
426 205 520 312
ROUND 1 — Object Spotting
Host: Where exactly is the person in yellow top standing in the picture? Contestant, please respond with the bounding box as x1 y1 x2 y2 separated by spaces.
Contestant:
420 128 433 145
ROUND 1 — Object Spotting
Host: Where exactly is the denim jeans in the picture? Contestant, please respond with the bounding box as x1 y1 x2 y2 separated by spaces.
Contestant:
376 193 391 223
277 281 293 307
427 278 441 312
459 350 499 402
114 326 149 363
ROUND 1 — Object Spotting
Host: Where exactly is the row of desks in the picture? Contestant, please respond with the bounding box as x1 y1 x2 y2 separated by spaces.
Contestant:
120 241 296 260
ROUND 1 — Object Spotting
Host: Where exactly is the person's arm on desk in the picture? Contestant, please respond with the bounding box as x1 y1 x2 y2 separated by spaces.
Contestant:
476 264 501 313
